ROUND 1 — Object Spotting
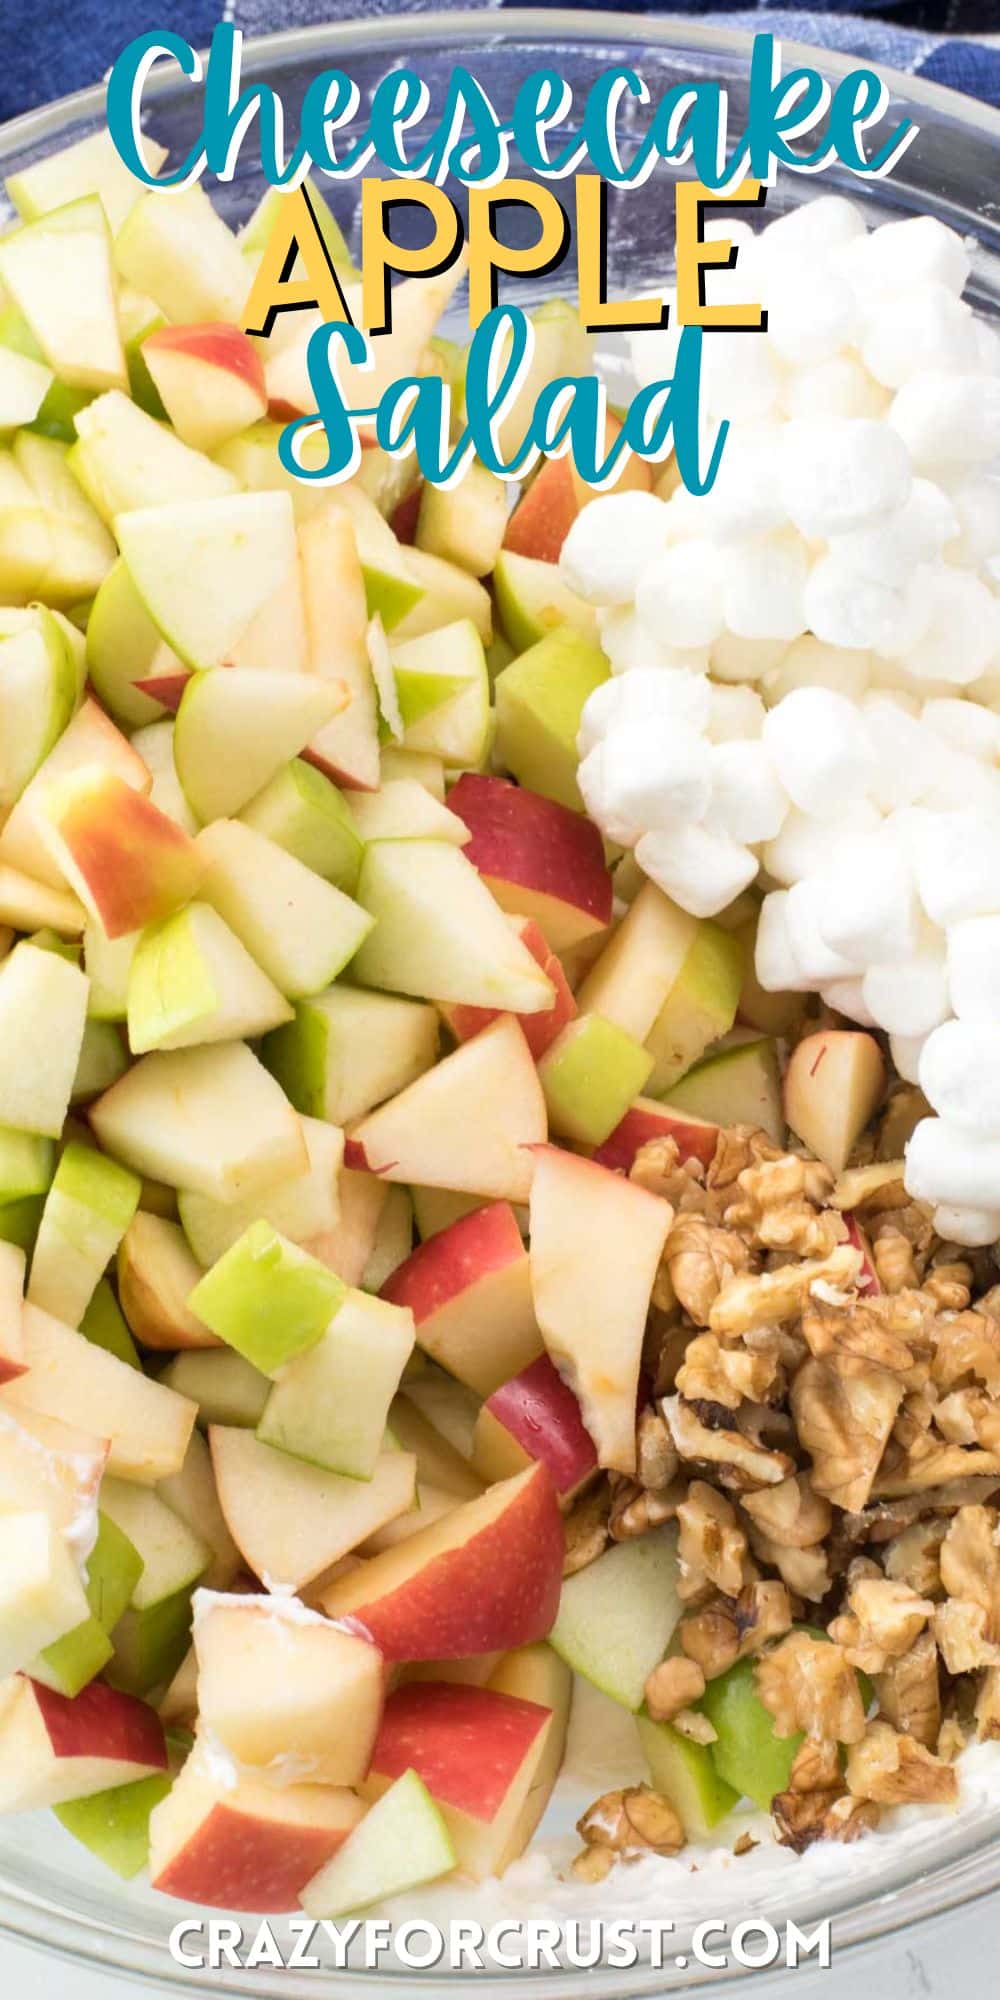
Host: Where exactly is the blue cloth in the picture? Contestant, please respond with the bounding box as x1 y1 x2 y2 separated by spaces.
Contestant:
1 3 998 130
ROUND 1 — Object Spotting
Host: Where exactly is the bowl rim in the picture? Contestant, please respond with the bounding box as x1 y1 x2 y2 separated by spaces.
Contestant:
0 7 999 1991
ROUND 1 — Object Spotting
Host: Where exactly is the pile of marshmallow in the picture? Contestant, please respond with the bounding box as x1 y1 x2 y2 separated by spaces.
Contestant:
563 197 1000 1245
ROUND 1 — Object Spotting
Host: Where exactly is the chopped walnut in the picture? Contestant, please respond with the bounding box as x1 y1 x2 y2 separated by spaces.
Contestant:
577 1785 685 1857
741 1475 832 1550
788 1736 842 1793
709 1245 862 1339
875 1442 1000 1498
663 1215 754 1327
831 1162 906 1211
563 1481 610 1576
792 1358 903 1512
772 1789 880 1851
800 1291 930 1378
644 1655 706 1722
933 1504 1000 1671
608 1478 683 1543
676 1331 782 1410
932 1311 1000 1396
934 1389 1000 1452
938 1715 969 1762
874 1631 941 1750
757 1632 867 1744
680 1582 792 1679
726 1153 844 1258
747 1528 830 1603
884 1519 947 1600
676 1480 749 1601
975 1667 1000 1740
636 1406 679 1491
678 1599 740 1680
733 1831 759 1856
663 1396 794 1492
829 1577 934 1675
872 1229 919 1296
923 1263 973 1314
631 1137 720 1219
706 1125 784 1193
845 1721 958 1806
569 1843 616 1883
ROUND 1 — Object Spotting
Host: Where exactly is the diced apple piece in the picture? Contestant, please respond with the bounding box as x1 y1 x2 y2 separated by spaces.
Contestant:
388 1370 480 1461
195 1590 384 1785
390 619 491 766
0 1404 107 1544
258 1288 414 1479
494 628 609 812
301 1767 455 1917
349 1017 547 1205
174 668 344 823
142 323 267 452
189 1222 346 1378
538 1014 654 1148
27 1140 140 1326
318 1463 562 1661
6 128 167 232
209 1427 417 1592
382 1202 541 1397
116 185 249 326
0 196 126 391
33 1509 143 1700
416 461 507 576
472 1354 597 1502
698 1655 803 1812
447 773 612 954
157 1427 241 1591
578 881 743 1092
194 817 372 1000
161 1350 269 1430
593 1098 719 1174
529 1148 671 1476
296 508 380 791
178 1116 341 1269
493 548 599 655
2 1304 196 1483
0 865 85 938
99 1476 211 1694
636 1712 739 1839
34 768 201 942
0 1675 166 1811
0 1510 90 1677
353 839 554 1014
263 986 439 1127
79 1277 140 1368
117 1213 217 1352
116 491 297 675
0 1129 53 1205
643 924 746 1095
665 1036 784 1144
0 695 151 889
550 1526 682 1711
484 1641 572 1868
439 915 577 1061
360 1184 412 1292
126 903 291 1055
784 1030 886 1175
54 1766 174 1881
0 1242 27 1383
0 606 76 810
90 1040 307 1201
72 390 237 522
239 758 363 892
0 942 88 1135
72 1017 128 1104
306 1169 389 1289
345 781 469 847
390 1396 484 1500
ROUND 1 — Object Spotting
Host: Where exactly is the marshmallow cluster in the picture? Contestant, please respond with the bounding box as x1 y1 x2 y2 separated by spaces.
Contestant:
565 200 1000 1245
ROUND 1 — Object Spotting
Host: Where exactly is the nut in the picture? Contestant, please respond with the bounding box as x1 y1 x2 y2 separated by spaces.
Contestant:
644 1656 707 1723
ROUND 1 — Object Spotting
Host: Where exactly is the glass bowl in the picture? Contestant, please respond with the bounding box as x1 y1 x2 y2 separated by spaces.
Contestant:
1 10 1000 1993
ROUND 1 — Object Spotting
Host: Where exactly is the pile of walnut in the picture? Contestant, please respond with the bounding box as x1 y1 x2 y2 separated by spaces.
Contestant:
567 1089 1000 1881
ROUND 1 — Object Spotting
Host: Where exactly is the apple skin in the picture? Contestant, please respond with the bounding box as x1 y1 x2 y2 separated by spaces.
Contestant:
504 413 653 564
143 322 266 397
474 1354 597 1500
318 1462 564 1661
148 1750 364 1911
439 916 576 1061
843 1214 881 1296
366 1680 550 1820
132 672 190 712
593 1097 719 1174
0 1674 169 1811
380 1200 542 1396
446 772 612 953
38 769 202 940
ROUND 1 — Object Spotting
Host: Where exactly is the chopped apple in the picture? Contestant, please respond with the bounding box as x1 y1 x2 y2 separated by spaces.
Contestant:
209 1427 417 1592
484 1642 573 1868
416 461 508 576
390 619 491 766
784 1030 886 1175
0 1675 166 1812
0 694 150 889
353 839 554 1014
189 1221 347 1378
665 1036 784 1144
161 1350 269 1431
0 606 77 810
301 1767 455 1917
157 1427 242 1591
195 1590 384 1785
82 918 136 1022
305 1169 390 1288
492 548 599 655
173 668 345 823
0 1241 27 1382
529 1147 671 1476
382 1201 542 1396
26 1139 140 1326
643 925 747 1095
239 758 363 892
593 1097 720 1174
116 491 297 677
54 1765 174 1881
263 985 439 1128
389 1396 484 1500
178 1116 341 1268
90 1040 307 1200
148 1738 363 1911
636 1711 739 1839
194 817 372 1000
34 767 202 942
33 1509 143 1699
733 912 807 1038
117 1213 218 1352
86 561 186 732
345 780 469 846
0 1510 90 1677
258 1287 414 1479
6 128 167 233
439 915 577 1061
494 627 609 812
79 1276 140 1368
0 864 84 938
0 1127 53 1206
72 1020 127 1105
2 1303 196 1483
115 185 249 327
550 1526 682 1711
142 323 267 452
0 1404 107 1545
578 881 742 1092
72 390 237 521
99 1476 211 1695
538 1014 654 1147
318 1463 562 1661
360 1185 413 1293
0 196 126 391
472 1354 597 1502
447 773 613 954
0 942 88 1135
349 1017 547 1205
298 508 380 791
126 902 292 1054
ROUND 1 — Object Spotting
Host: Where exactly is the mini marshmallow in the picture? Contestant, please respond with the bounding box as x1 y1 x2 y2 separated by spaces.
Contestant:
862 285 980 390
559 491 670 606
945 475 1000 570
804 554 931 657
763 635 871 708
711 631 790 685
781 355 890 424
820 978 878 1028
628 305 680 393
863 936 951 1037
861 704 939 812
763 799 882 887
778 417 911 540
921 698 1000 762
785 879 864 985
891 1033 928 1086
692 426 788 541
759 196 866 268
634 538 726 650
724 532 809 642
762 687 876 819
909 808 1000 926
598 606 710 678
830 480 958 584
706 684 766 744
889 372 1000 473
636 821 756 919
814 829 921 967
852 216 972 299
755 890 811 993
903 568 1000 686
591 717 712 839
699 330 784 424
577 666 713 759
931 1203 1000 1248
905 1116 1000 1208
765 263 858 368
947 915 1000 1022
704 739 788 843
919 1018 1000 1134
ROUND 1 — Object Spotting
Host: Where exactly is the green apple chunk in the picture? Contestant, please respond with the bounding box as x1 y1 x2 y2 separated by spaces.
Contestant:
83 919 137 1022
352 839 555 1014
194 819 374 999
129 721 198 838
115 185 249 326
493 549 599 655
80 1277 141 1369
72 1019 128 1102
55 1766 173 1879
34 1510 144 1698
100 1478 211 1697
262 985 439 1127
550 1527 681 1712
174 668 343 822
6 128 167 233
0 1125 54 1203
301 1768 456 1917
389 548 492 646
416 461 507 577
258 1289 415 1479
390 619 490 767
71 390 237 522
0 606 78 810
0 196 126 392
0 1196 44 1253
188 1221 347 1377
636 1712 739 1840
494 627 609 812
27 1139 141 1326
0 304 91 441
538 1014 654 1147
116 491 297 673
89 1041 308 1202
379 748 445 800
0 1509 90 1678
345 782 470 847
86 558 183 731
239 759 363 893
161 1348 269 1429
0 943 89 1136
644 924 745 1095
127 903 292 1055
664 1037 784 1144
0 343 53 427
241 176 357 273
698 1657 802 1812
177 1114 342 1267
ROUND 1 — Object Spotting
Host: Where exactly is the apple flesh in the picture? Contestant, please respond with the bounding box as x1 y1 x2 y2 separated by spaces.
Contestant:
33 1510 143 1700
416 460 507 577
5 126 167 232
117 1212 220 1352
79 1278 140 1369
0 1509 90 1678
188 1221 347 1377
0 1404 108 1544
664 1036 784 1144
0 606 77 810
178 1115 342 1267
382 1200 542 1397
538 1013 654 1148
158 1427 242 1592
305 1169 390 1288
36 767 203 942
492 548 599 656
195 818 374 1000
142 323 268 453
297 508 380 792
529 1147 671 1476
472 1354 597 1502
301 1767 456 1917
353 837 555 1015
239 758 363 893
446 772 613 955
0 942 88 1136
99 1476 212 1696
0 1241 27 1383
2 1302 196 1484
0 695 150 890
550 1526 682 1712
0 1674 167 1812
318 1462 563 1662
263 985 439 1128
126 902 292 1054
26 1138 141 1326
257 1287 415 1480
593 1098 719 1175
344 780 470 847
784 1030 886 1175
0 196 126 393
71 390 238 522
161 1350 269 1431
636 1712 739 1839
494 627 609 813
389 1395 484 1501
439 915 576 1060
55 1765 174 1880
210 1426 417 1591
0 866 84 939
195 1591 384 1786
90 1040 308 1201
115 183 249 326
174 668 346 823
